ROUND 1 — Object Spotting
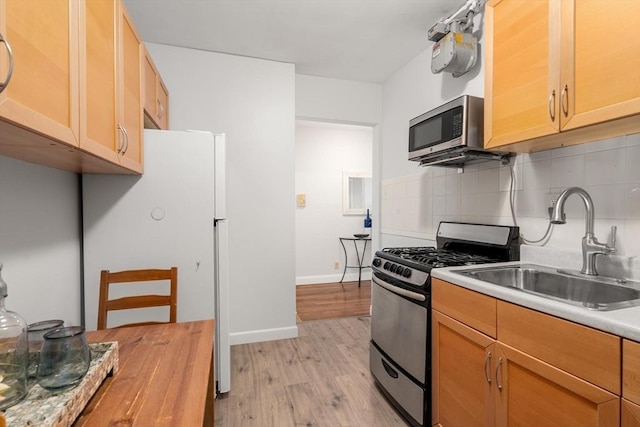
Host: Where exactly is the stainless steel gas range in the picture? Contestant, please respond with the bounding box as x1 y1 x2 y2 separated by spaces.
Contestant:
369 222 520 427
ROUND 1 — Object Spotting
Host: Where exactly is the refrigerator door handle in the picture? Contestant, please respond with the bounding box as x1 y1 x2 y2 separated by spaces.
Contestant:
214 218 227 226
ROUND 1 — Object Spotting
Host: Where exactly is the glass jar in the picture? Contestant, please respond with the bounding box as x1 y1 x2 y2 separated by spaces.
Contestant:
36 326 90 391
27 319 64 378
0 262 28 409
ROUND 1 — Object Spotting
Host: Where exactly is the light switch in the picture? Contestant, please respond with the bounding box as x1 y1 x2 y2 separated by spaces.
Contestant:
296 194 306 207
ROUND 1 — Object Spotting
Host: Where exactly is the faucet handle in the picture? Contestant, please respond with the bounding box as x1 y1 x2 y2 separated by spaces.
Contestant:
608 226 617 252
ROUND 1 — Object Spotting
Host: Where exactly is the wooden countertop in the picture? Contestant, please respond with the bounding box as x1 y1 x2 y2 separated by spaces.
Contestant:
73 320 215 426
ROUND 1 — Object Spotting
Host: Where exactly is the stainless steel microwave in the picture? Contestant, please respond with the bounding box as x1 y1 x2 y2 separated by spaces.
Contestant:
408 95 485 166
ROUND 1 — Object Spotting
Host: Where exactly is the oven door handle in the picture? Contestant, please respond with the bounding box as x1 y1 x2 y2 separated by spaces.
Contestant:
372 275 426 302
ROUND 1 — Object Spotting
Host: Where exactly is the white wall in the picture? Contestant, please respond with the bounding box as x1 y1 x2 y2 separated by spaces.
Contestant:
295 121 372 284
295 74 383 256
147 43 297 344
379 33 640 258
0 156 82 326
296 74 382 126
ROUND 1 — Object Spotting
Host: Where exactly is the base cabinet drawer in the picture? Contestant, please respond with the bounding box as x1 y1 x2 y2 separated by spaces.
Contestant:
498 301 620 394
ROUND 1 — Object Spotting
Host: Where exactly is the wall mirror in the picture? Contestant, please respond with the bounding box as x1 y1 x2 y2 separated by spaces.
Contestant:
342 171 372 215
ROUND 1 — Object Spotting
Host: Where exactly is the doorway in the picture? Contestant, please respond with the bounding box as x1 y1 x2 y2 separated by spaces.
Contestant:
294 120 373 321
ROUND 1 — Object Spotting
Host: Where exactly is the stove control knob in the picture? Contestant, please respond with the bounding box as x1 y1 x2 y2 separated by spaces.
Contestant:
372 258 382 268
403 269 412 278
396 266 405 276
383 262 390 270
389 264 397 273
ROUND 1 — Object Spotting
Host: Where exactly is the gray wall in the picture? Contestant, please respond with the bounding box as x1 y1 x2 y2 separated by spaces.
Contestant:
147 43 297 344
0 156 82 326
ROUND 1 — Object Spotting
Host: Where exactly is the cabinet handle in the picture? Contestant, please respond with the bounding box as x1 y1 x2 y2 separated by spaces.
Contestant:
157 99 164 120
116 124 124 154
121 125 129 155
548 90 556 122
484 351 492 384
0 33 14 94
495 357 503 391
561 84 569 117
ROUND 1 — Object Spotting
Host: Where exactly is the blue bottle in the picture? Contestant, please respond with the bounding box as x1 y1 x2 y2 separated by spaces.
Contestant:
363 209 372 236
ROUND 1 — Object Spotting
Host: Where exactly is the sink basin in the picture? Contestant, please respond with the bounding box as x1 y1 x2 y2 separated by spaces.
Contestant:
454 264 640 311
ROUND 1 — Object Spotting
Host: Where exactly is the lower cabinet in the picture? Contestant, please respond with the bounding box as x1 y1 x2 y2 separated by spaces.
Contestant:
432 278 623 427
494 342 618 427
623 340 640 427
432 311 494 427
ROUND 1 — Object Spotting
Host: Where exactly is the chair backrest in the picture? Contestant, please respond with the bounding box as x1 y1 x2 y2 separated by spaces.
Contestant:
97 267 178 330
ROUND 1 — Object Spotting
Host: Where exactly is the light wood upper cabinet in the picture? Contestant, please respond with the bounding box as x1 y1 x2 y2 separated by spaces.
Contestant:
0 0 144 174
80 0 142 174
485 0 640 152
565 0 640 131
118 6 143 171
79 0 118 165
143 47 169 130
0 0 80 154
432 278 623 427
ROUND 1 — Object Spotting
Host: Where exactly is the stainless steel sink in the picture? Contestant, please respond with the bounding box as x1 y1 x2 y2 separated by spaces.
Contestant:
454 264 640 311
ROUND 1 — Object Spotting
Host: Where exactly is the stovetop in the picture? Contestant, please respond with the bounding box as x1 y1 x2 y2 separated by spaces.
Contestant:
380 246 501 269
371 222 520 291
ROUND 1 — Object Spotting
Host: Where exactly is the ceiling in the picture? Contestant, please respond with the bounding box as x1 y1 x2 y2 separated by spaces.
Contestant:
122 0 455 84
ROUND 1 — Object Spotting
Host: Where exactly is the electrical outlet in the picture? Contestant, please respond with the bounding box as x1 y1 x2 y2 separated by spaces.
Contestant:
334 261 340 270
546 191 562 218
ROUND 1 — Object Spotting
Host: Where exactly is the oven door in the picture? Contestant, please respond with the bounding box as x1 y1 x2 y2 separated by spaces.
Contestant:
371 273 428 384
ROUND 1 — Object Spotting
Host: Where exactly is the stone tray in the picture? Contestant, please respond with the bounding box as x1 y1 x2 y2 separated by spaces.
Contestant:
3 341 119 427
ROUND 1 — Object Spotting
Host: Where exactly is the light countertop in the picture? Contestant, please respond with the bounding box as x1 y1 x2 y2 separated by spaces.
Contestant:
432 262 640 342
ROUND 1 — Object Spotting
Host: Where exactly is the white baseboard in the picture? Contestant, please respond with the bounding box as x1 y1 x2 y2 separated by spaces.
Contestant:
229 325 298 345
296 272 372 285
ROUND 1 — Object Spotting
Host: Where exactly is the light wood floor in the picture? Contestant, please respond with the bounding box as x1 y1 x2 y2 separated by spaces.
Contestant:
296 280 371 322
214 316 409 427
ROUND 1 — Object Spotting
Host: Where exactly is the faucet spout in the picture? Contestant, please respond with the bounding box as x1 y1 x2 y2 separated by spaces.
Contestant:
550 187 595 235
549 187 615 276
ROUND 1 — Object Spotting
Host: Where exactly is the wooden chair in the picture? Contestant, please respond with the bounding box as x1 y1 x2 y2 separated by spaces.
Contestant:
97 267 178 330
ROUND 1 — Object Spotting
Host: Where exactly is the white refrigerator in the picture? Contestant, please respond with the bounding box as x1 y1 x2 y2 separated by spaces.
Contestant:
82 129 231 393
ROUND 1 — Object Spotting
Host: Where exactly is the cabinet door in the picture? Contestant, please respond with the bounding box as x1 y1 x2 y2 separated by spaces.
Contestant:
622 399 640 427
79 0 119 164
143 50 157 120
432 311 495 427
494 343 619 427
561 0 640 131
143 47 169 130
0 0 79 147
484 0 561 149
117 3 142 172
623 339 640 405
156 78 169 130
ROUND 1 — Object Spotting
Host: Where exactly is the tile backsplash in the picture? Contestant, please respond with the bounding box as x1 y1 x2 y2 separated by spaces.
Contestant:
381 133 640 256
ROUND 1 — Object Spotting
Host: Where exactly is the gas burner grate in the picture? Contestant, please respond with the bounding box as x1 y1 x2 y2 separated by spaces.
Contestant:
382 247 436 256
381 247 500 269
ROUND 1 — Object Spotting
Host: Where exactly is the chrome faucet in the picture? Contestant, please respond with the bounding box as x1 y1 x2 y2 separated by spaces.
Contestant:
550 187 616 276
